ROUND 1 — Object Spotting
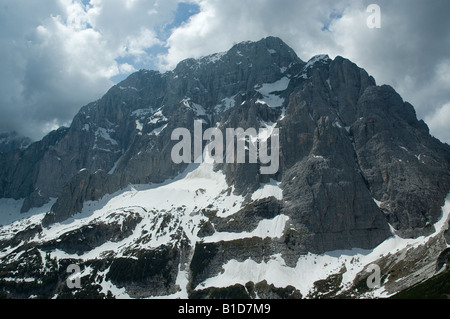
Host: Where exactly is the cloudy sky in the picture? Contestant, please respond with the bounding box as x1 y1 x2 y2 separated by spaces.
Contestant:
0 0 449 144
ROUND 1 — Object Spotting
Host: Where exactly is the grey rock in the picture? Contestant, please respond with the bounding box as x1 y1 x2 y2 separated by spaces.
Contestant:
41 213 142 255
42 169 120 227
1 36 450 254
105 246 181 298
0 127 68 203
436 248 450 272
352 85 450 237
211 197 282 234
444 221 450 245
2 37 450 299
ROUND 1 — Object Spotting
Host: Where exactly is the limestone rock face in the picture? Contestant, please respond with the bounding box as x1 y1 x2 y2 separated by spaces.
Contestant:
1 37 450 299
1 36 450 254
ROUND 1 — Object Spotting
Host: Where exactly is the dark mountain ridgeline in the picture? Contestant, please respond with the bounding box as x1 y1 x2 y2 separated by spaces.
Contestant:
1 36 449 258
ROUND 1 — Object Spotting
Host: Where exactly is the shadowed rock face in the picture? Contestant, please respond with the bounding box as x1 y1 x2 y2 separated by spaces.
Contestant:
2 36 450 255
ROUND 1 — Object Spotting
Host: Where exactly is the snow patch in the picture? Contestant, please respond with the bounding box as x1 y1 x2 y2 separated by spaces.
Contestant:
215 96 236 113
12 156 245 263
304 54 330 69
132 108 154 119
108 155 123 175
255 77 290 108
247 120 278 145
192 103 206 117
201 52 226 64
118 86 138 92
326 78 332 90
148 109 168 125
0 198 56 240
182 98 207 117
373 198 383 208
251 179 283 201
95 128 118 146
198 192 450 298
135 120 143 133
203 214 289 243
149 124 168 136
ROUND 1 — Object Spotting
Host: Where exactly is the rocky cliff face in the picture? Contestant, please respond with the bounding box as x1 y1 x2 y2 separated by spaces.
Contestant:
0 37 449 299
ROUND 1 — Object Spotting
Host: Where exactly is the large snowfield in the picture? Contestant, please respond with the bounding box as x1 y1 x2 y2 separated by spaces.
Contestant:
1 154 449 299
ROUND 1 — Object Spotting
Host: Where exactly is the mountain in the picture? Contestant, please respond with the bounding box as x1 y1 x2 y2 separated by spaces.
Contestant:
0 36 449 299
0 131 31 153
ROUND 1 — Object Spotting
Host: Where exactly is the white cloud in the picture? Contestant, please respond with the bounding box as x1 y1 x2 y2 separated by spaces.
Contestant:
157 0 450 143
158 0 349 70
0 0 180 140
1 0 449 145
121 27 162 59
425 103 450 144
118 63 137 74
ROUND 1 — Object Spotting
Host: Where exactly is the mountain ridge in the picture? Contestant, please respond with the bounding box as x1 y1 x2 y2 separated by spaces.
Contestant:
0 36 449 299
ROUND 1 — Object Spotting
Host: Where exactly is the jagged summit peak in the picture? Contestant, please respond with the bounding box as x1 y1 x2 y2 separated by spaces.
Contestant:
174 36 303 73
1 34 450 300
231 36 296 52
304 54 331 68
227 36 302 62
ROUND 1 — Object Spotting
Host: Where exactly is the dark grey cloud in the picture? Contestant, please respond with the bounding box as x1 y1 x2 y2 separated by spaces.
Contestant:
345 0 450 143
0 0 180 140
0 1 108 139
0 1 61 138
349 1 450 114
